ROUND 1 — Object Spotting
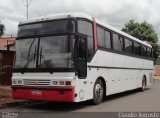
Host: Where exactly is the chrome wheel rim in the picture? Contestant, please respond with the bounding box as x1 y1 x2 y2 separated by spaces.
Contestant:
94 83 103 102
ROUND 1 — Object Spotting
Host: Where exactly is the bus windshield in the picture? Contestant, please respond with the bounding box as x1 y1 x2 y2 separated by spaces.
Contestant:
15 19 76 72
15 35 75 70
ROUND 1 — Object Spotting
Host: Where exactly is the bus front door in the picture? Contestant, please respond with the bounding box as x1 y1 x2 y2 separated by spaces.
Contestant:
77 35 87 79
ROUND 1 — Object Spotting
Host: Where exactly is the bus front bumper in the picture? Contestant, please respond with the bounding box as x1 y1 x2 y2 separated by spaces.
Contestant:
11 86 75 102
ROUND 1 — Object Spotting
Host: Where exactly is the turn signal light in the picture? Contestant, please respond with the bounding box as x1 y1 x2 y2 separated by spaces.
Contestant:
12 80 17 85
65 81 71 85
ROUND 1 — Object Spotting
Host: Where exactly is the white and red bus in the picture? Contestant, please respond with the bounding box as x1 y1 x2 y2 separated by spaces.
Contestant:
12 13 154 104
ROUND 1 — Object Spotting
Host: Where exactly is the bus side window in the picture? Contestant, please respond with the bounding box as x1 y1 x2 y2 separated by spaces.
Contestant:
151 49 153 58
141 45 147 57
119 36 124 52
78 19 94 61
87 37 94 60
112 33 124 52
134 42 141 56
97 27 105 48
78 20 93 37
147 48 152 58
104 30 111 49
125 38 133 54
112 33 119 51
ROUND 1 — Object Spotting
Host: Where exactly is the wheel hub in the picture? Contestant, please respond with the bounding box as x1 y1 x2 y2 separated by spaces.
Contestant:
95 84 103 98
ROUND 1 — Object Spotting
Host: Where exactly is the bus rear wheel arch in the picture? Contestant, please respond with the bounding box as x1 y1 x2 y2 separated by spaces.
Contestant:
141 75 147 91
92 77 106 105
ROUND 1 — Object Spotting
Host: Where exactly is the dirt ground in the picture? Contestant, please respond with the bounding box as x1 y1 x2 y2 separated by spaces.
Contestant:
154 76 160 80
0 86 24 107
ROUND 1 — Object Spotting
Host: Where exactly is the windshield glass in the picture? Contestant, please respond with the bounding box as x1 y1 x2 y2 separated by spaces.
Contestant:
15 35 75 69
15 38 38 68
18 19 75 37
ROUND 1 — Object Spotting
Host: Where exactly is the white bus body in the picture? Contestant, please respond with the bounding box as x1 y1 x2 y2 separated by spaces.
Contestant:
12 13 153 104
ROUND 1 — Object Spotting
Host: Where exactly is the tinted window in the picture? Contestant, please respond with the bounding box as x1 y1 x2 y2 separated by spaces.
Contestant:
97 27 105 47
113 33 123 52
119 36 124 52
134 42 141 55
141 45 147 56
125 39 133 54
147 48 152 57
78 20 93 37
141 45 147 57
18 20 75 37
151 49 153 58
78 20 94 61
87 37 94 60
113 33 119 51
104 30 111 49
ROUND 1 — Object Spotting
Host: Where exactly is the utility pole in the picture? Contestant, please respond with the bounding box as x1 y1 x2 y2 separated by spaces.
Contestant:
22 0 33 20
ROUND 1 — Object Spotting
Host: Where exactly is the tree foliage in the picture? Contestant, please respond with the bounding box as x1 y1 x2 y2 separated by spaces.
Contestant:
122 20 160 60
0 21 5 37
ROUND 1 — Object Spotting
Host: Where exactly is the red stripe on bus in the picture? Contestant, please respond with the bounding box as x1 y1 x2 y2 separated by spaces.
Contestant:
92 17 98 51
11 86 73 90
12 86 75 102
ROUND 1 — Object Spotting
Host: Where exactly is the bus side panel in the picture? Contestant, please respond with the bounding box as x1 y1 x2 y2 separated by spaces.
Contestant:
96 50 153 97
141 59 154 86
74 50 153 102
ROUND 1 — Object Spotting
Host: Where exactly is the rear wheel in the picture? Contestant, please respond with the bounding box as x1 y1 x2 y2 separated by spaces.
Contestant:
141 77 146 91
93 79 104 105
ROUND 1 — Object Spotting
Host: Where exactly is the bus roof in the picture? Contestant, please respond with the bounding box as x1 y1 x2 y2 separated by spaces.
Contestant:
19 12 93 24
19 12 152 48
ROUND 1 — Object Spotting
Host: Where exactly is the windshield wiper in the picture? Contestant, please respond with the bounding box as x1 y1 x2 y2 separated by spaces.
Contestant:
21 30 38 73
23 46 37 69
37 46 55 74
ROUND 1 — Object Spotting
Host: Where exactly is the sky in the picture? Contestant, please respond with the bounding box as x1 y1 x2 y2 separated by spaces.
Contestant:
0 0 160 41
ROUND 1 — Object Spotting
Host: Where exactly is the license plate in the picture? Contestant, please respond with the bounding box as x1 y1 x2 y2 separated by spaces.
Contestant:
32 90 42 95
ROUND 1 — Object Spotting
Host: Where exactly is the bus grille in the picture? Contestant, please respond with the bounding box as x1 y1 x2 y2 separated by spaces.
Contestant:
23 79 51 86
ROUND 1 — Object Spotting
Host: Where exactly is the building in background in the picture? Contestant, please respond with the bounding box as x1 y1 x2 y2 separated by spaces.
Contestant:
0 37 15 86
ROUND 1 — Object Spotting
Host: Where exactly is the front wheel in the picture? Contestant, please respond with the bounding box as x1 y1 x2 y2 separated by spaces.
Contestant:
93 79 104 105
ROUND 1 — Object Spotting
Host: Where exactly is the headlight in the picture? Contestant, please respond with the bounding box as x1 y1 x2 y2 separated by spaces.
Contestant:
12 80 17 85
53 81 58 85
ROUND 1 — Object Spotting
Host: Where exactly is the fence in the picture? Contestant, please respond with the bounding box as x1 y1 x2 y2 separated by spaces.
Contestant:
0 51 14 86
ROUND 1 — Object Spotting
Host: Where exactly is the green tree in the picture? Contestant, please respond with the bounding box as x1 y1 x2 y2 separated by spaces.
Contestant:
0 21 5 37
122 20 160 60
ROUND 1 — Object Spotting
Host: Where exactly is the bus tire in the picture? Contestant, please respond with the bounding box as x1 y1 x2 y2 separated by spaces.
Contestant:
93 79 104 105
141 77 146 91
